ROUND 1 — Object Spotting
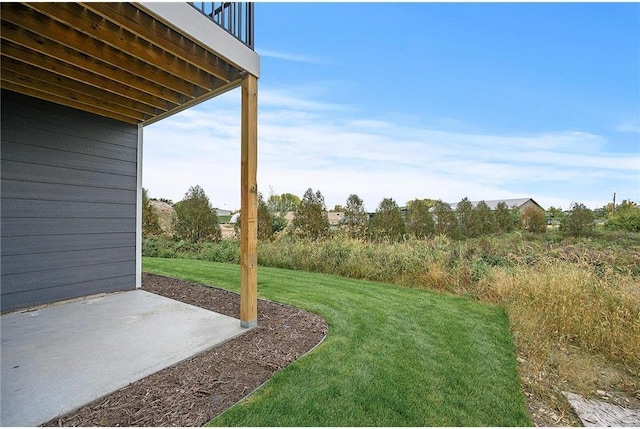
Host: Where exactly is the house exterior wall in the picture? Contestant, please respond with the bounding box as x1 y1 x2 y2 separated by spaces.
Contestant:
1 90 138 312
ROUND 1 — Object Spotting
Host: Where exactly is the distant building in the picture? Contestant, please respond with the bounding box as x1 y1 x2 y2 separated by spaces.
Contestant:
447 198 544 212
327 212 344 225
283 211 344 226
215 209 232 217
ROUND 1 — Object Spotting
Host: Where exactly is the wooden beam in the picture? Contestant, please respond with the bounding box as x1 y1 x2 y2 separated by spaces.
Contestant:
240 73 258 328
0 51 160 117
1 4 201 99
0 81 138 124
1 63 146 122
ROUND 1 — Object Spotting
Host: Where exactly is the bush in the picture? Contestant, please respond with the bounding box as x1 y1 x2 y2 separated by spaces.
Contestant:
173 185 221 243
606 201 640 232
520 206 547 233
142 188 162 237
561 202 595 236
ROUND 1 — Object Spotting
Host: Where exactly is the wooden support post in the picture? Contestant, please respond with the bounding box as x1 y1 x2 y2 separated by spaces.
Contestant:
240 73 258 328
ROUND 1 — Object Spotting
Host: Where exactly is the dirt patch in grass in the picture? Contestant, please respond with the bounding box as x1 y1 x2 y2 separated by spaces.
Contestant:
44 273 328 427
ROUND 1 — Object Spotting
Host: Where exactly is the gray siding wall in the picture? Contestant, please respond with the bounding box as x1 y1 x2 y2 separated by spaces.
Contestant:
1 90 138 312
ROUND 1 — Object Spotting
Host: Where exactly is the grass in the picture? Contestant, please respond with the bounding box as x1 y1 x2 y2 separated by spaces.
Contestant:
143 231 640 424
143 257 532 427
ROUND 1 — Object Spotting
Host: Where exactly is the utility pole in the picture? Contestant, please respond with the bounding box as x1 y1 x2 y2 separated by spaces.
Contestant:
613 192 616 216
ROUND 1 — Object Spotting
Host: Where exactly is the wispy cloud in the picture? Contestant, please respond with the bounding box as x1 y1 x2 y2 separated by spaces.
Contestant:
258 48 327 64
615 118 640 133
144 85 640 210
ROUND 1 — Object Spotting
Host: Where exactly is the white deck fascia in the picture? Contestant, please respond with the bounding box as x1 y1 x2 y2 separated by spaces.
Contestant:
139 2 260 78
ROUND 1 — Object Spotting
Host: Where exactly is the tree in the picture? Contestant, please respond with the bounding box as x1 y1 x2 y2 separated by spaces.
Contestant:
406 198 438 210
546 206 565 225
341 194 368 239
234 193 273 240
267 190 300 235
292 188 330 239
267 191 301 215
405 199 435 239
173 185 221 243
474 200 496 236
142 188 162 237
605 200 640 232
370 197 405 241
561 202 595 236
257 193 273 240
495 201 515 233
456 197 475 239
520 206 547 233
432 200 458 238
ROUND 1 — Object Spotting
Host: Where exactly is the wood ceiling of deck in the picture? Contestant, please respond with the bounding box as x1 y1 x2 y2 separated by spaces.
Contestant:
1 2 244 124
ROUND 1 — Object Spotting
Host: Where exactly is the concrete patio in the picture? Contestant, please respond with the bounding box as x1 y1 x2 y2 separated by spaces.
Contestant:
0 290 247 427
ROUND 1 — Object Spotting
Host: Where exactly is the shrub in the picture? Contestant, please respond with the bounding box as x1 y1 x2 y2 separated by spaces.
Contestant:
142 188 162 237
520 206 547 233
561 202 595 236
173 185 221 243
606 201 640 232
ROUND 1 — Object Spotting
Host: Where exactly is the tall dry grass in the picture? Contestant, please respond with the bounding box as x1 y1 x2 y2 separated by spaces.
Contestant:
480 261 639 368
256 233 640 373
143 232 640 389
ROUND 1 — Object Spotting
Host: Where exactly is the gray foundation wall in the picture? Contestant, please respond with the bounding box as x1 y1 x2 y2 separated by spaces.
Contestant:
1 90 138 312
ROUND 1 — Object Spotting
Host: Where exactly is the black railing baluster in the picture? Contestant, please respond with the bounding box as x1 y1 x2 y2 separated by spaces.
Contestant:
189 2 254 50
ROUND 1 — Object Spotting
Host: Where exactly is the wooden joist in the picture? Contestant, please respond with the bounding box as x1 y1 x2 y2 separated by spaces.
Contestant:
0 2 245 124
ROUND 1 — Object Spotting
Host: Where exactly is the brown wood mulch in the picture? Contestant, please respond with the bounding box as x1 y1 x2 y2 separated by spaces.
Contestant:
44 273 328 427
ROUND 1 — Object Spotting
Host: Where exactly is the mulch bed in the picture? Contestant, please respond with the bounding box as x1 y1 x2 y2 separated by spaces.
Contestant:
44 273 328 427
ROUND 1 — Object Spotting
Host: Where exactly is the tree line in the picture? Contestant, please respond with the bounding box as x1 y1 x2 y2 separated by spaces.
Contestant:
144 185 639 243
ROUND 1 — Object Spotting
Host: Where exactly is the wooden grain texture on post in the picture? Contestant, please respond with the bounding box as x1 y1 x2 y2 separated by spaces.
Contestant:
240 73 258 328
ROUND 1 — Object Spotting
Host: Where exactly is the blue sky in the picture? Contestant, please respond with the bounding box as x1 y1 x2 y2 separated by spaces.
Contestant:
144 2 639 211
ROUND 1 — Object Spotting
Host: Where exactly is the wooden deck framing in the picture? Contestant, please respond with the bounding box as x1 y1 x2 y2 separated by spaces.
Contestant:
0 2 244 124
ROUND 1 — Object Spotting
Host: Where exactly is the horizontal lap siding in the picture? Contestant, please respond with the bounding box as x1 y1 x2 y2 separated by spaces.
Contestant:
1 90 139 312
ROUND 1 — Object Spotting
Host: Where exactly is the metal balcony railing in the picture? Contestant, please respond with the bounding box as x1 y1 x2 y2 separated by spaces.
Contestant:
190 2 254 50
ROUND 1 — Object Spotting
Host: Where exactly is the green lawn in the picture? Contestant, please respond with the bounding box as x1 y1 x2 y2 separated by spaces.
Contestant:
144 257 532 426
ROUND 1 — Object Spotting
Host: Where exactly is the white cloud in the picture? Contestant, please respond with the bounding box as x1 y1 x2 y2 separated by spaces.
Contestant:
615 118 640 133
143 85 640 210
258 48 327 64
